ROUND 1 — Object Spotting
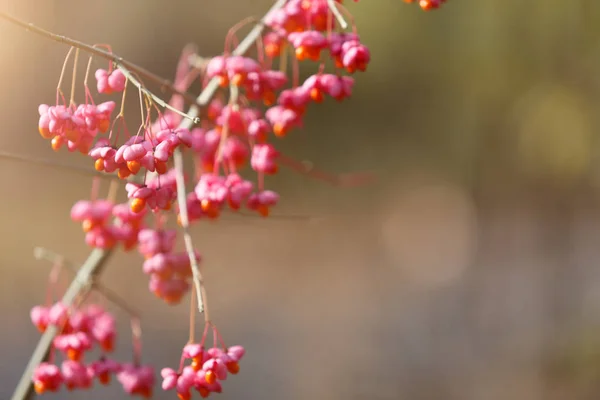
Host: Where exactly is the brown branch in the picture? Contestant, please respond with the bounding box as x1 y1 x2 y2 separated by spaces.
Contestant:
0 149 121 181
0 11 200 118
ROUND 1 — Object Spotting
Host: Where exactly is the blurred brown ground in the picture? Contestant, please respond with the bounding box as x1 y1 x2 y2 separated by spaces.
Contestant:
2 0 600 399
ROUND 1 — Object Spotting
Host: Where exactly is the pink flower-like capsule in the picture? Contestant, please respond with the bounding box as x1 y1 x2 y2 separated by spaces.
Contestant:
90 311 117 352
182 192 206 223
341 39 371 73
225 55 261 86
221 136 249 169
54 331 92 361
30 305 49 332
205 56 228 87
154 187 176 211
146 168 180 193
39 105 79 143
89 138 121 173
207 98 225 122
265 0 307 33
70 199 114 233
328 32 360 68
155 127 193 146
66 132 95 155
247 190 280 217
38 104 54 140
163 366 202 400
73 102 115 134
225 173 254 210
182 343 208 370
161 368 178 390
144 252 197 278
247 119 271 142
48 301 69 328
116 363 155 398
201 358 228 385
112 223 140 251
153 129 192 168
263 30 285 58
95 68 127 94
192 128 220 172
138 228 177 258
277 86 311 113
215 106 261 135
32 362 63 394
115 138 157 176
251 143 279 175
227 345 245 361
149 274 190 305
266 105 303 137
194 173 229 218
195 369 223 397
113 202 147 228
67 309 91 333
61 360 93 390
90 357 122 385
303 73 354 103
169 252 197 277
190 128 206 153
302 0 332 31
206 345 244 374
126 183 174 213
125 183 154 214
244 70 288 105
85 225 119 249
288 30 328 61
143 252 173 278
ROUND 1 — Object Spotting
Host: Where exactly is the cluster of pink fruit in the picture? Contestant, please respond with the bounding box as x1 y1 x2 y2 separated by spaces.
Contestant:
30 302 155 397
28 0 444 397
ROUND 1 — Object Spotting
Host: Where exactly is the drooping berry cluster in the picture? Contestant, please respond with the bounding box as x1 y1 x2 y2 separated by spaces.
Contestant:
161 343 245 399
30 302 154 397
28 0 444 398
138 227 197 305
70 199 146 250
38 101 116 154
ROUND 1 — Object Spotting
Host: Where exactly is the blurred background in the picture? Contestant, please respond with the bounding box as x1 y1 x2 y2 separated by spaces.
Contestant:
1 0 600 398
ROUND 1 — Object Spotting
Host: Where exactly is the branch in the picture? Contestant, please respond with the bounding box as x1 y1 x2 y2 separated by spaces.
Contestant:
0 11 200 123
11 249 111 400
9 1 287 399
0 149 121 181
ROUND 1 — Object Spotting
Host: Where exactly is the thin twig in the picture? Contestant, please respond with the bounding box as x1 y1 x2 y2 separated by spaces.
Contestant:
11 249 111 400
0 149 122 181
174 148 208 318
34 247 143 366
118 66 198 124
327 0 349 29
0 11 199 124
173 0 288 321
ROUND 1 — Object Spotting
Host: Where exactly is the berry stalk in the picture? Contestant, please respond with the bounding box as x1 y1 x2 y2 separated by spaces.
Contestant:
0 11 200 110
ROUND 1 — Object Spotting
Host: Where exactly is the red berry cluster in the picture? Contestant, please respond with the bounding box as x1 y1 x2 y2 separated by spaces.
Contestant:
139 226 198 305
161 342 245 399
30 302 154 397
70 199 145 250
28 0 444 398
